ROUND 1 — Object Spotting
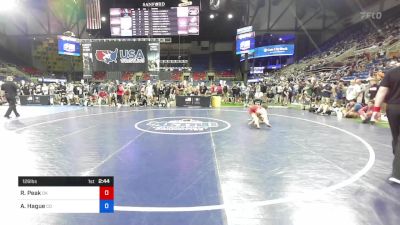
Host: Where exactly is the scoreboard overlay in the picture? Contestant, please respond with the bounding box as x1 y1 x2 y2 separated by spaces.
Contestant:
17 176 114 213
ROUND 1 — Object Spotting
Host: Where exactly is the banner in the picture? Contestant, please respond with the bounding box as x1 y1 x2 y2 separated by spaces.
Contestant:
86 0 101 29
250 67 265 74
254 44 295 58
82 43 94 77
237 26 253 35
91 42 148 72
240 44 295 60
147 43 160 72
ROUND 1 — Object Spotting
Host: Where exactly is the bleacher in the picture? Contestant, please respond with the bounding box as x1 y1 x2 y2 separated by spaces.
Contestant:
93 71 106 81
212 52 233 72
192 72 206 81
281 8 400 83
171 71 182 81
216 70 235 78
121 72 134 81
20 67 41 76
191 54 208 72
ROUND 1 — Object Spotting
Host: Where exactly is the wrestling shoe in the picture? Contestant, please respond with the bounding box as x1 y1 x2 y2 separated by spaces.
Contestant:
389 177 400 184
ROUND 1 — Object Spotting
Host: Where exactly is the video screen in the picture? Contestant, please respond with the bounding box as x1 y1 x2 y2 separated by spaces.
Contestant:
57 36 80 56
235 31 255 55
110 7 200 36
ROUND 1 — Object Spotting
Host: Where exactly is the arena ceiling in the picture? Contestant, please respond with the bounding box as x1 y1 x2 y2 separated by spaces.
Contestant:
0 0 86 39
236 0 395 32
0 0 398 41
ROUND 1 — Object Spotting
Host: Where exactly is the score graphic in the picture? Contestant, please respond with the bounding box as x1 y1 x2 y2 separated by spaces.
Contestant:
18 176 114 213
100 185 114 213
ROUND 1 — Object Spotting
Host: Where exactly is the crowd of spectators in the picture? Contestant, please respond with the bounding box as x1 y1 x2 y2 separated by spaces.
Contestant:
0 11 399 128
0 61 397 124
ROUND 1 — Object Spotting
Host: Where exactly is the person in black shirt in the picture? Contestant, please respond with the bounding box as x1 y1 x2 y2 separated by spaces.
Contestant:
165 84 172 101
372 66 400 184
260 83 267 94
1 76 20 119
158 84 165 107
199 82 207 95
368 78 379 100
231 83 240 103
21 84 30 96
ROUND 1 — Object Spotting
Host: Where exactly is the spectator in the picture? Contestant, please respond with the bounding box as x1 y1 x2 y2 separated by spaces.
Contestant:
216 83 223 95
346 80 361 102
342 99 362 118
117 83 124 105
358 100 378 123
368 78 379 100
230 83 239 103
199 82 207 96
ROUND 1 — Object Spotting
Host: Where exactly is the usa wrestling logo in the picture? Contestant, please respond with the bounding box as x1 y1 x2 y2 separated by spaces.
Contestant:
95 49 118 64
95 49 145 64
135 117 231 135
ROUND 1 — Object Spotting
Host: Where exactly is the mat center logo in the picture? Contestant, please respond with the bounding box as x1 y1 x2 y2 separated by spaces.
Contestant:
135 117 231 135
95 48 145 64
148 119 218 131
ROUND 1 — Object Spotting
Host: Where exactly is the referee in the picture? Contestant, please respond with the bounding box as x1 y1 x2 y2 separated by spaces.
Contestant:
1 76 20 119
373 66 400 184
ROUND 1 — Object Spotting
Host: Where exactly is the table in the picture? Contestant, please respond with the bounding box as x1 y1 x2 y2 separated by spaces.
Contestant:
175 96 211 107
19 95 51 105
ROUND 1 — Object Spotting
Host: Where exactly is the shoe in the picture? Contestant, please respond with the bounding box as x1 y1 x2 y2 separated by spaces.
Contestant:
389 177 400 184
266 123 272 128
16 114 20 118
4 115 11 119
337 112 343 119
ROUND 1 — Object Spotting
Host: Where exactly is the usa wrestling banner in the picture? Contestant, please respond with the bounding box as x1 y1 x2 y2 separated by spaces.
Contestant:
91 42 148 72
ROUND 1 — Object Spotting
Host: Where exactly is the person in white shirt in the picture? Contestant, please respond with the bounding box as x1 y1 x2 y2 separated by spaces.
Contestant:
255 83 263 100
145 84 153 105
355 79 364 103
240 82 246 102
276 84 283 104
346 80 361 101
42 83 49 95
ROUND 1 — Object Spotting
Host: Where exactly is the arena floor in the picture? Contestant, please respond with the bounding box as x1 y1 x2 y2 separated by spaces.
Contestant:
1 106 399 225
